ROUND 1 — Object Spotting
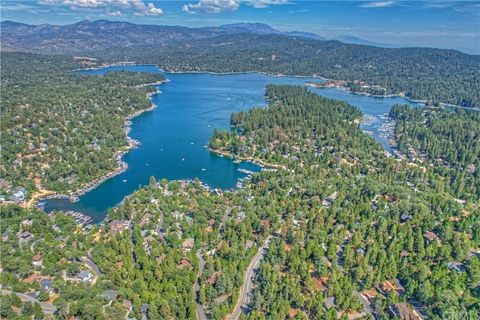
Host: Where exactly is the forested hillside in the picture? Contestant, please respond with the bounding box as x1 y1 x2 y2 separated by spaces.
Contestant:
0 52 165 200
390 105 480 199
1 85 478 319
210 85 479 319
2 20 479 109
98 33 480 108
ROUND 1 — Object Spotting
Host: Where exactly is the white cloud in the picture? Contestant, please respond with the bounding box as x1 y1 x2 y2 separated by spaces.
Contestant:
145 2 163 15
182 0 240 14
104 10 123 16
248 0 288 9
39 0 162 15
182 0 288 14
359 1 395 8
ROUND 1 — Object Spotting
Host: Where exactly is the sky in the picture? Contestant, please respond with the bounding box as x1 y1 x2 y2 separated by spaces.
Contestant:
1 0 479 54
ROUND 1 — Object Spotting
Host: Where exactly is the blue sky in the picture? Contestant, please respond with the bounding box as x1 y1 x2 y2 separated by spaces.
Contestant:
2 1 479 53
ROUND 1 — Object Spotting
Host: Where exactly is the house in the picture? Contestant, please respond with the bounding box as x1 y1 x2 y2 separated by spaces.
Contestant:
17 231 33 241
260 219 270 229
450 216 460 222
324 296 335 310
143 235 156 254
356 248 365 256
76 270 93 282
447 261 466 273
380 279 405 296
109 220 131 235
288 308 299 319
323 191 338 208
394 303 424 320
207 271 221 285
400 250 410 258
123 299 133 312
40 279 53 292
140 303 149 320
361 289 378 301
182 238 194 252
21 219 33 227
236 211 246 221
312 276 326 291
423 231 441 245
400 214 412 223
245 240 255 249
245 195 254 202
172 210 184 220
140 213 152 227
22 273 42 284
10 187 26 202
102 290 117 302
32 254 43 267
176 258 192 269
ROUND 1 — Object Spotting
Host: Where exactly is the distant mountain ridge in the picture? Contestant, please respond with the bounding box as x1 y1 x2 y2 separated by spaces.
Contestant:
2 19 474 55
1 19 389 54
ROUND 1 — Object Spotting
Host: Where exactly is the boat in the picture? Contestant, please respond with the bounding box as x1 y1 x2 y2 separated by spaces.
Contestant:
69 196 79 203
122 179 127 182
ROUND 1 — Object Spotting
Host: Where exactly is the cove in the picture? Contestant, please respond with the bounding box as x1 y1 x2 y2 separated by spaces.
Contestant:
44 66 422 222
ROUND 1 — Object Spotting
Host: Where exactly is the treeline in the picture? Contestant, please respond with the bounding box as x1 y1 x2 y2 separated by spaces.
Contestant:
2 84 478 319
97 33 480 108
0 52 165 196
210 85 479 319
390 104 479 199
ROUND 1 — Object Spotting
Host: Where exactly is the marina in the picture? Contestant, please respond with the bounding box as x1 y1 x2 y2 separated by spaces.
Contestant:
44 66 422 222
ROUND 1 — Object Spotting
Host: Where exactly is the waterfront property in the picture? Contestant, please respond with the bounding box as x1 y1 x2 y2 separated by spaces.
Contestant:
44 66 422 222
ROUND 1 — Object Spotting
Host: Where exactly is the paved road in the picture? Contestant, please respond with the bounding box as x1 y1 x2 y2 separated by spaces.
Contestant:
195 249 207 320
229 235 274 320
80 255 103 278
1 289 57 314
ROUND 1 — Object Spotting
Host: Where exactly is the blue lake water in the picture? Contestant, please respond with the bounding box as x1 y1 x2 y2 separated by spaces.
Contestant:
44 66 422 222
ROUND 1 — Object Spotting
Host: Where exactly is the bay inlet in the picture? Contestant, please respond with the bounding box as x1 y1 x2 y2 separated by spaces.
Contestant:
44 66 422 222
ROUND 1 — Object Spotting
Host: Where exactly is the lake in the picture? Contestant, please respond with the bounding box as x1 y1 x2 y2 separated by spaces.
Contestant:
44 66 422 222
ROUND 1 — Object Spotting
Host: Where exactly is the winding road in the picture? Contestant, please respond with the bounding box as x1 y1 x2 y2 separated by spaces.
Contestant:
1 289 57 315
229 235 274 320
195 249 207 320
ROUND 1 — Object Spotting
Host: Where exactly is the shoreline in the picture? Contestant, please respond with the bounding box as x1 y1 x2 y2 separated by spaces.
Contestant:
305 82 427 104
208 148 289 172
37 86 165 206
75 62 477 110
37 63 475 207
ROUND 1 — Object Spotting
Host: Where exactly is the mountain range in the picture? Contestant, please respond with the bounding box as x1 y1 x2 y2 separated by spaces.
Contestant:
1 19 404 54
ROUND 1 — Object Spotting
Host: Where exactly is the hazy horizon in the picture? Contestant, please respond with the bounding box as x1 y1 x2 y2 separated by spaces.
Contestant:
1 0 479 54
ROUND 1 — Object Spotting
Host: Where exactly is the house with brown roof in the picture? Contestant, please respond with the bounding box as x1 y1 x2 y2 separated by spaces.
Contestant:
176 258 192 269
400 250 410 257
182 238 194 252
423 231 441 245
123 299 133 312
381 279 405 296
32 254 43 267
393 303 424 320
22 272 42 284
109 220 131 235
207 271 221 285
